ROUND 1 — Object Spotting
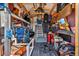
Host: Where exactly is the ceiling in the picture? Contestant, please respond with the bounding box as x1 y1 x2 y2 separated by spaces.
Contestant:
14 3 57 15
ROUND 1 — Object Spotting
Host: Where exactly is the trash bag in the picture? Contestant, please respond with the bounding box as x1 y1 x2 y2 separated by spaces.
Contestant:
29 30 35 37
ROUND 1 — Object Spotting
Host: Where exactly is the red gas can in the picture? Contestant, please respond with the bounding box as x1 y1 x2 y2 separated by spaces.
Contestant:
47 32 54 45
47 33 51 44
51 33 54 45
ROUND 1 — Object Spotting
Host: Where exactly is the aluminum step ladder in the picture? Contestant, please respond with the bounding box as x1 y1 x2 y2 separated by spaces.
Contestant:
35 24 47 42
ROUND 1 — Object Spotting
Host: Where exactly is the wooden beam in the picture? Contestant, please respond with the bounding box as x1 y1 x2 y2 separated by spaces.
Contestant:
75 3 78 56
17 3 29 14
12 43 27 46
11 13 30 24
49 3 57 14
17 3 26 9
57 4 72 20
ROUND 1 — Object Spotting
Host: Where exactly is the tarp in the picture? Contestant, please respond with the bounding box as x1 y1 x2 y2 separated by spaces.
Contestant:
0 3 5 9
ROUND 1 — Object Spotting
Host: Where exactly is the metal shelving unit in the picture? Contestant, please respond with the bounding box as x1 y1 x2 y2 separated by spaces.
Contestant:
10 12 34 56
1 4 34 56
11 13 30 24
11 38 34 56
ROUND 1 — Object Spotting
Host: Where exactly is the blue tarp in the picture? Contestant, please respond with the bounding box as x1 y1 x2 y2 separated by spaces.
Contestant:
16 27 25 43
16 27 25 36
24 31 30 43
6 29 12 39
0 3 5 9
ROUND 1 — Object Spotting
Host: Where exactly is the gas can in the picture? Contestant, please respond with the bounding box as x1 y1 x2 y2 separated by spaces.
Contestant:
51 33 54 45
47 33 51 44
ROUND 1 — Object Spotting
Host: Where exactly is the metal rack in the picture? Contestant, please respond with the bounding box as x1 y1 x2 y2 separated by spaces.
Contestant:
10 12 34 56
11 38 34 56
11 13 30 24
1 4 34 56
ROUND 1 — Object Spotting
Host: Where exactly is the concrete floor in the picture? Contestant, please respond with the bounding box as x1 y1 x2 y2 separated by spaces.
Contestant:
31 42 58 56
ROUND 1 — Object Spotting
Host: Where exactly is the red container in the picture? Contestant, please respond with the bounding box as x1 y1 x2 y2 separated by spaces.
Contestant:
47 34 51 43
47 33 54 45
51 33 54 45
8 3 14 11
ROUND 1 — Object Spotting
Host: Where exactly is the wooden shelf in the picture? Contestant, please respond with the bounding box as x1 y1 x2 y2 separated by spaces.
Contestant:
12 43 27 46
56 30 74 37
11 38 34 56
58 4 72 20
11 13 30 24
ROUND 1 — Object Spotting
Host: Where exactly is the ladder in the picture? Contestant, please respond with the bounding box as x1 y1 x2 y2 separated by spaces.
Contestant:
35 23 47 42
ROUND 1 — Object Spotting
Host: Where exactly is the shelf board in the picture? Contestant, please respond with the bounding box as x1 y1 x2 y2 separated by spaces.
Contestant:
11 13 30 24
56 30 74 36
12 43 27 46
